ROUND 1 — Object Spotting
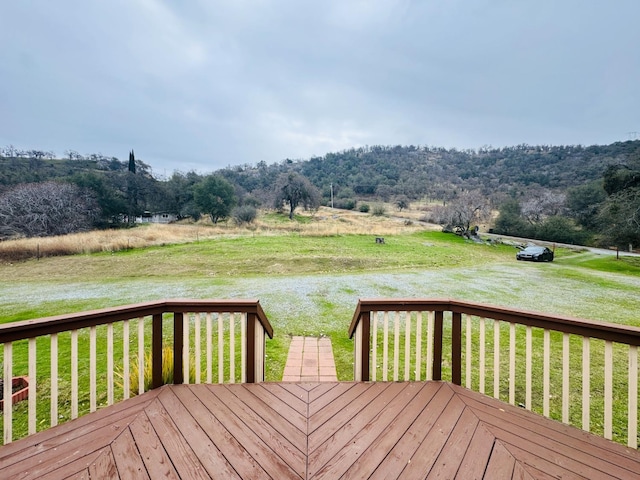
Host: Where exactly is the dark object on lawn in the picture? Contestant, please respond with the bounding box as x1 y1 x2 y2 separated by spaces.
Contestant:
516 245 554 262
375 237 385 244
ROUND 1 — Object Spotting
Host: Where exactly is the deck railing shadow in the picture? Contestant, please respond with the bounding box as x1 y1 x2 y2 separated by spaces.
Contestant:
0 299 273 445
349 298 640 448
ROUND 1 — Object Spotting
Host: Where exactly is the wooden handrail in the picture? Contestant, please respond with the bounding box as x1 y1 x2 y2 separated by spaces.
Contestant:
0 298 274 344
349 298 640 345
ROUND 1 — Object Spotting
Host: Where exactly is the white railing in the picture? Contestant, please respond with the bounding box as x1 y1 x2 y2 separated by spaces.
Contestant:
349 298 640 448
0 299 273 445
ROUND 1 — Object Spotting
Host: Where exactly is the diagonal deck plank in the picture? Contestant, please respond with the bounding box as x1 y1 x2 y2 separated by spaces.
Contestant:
223 384 308 450
128 412 180 479
308 382 416 478
331 382 441 479
208 384 307 476
143 399 216 480
111 428 151 480
190 384 303 479
2 381 640 479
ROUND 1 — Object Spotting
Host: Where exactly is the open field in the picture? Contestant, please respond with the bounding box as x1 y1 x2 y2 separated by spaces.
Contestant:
1 208 640 443
1 209 639 375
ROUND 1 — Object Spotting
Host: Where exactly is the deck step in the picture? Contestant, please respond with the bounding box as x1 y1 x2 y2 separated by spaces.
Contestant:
282 336 338 382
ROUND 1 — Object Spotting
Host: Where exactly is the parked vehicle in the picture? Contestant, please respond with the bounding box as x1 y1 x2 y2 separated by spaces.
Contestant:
516 245 554 262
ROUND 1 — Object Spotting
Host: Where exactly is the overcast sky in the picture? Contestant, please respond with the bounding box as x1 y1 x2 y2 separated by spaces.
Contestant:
1 1 639 176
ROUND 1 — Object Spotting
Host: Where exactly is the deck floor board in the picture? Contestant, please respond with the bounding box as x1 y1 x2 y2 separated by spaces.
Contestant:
2 381 640 479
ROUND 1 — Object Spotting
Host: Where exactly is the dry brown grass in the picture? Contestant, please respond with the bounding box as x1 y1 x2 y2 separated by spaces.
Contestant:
0 207 437 263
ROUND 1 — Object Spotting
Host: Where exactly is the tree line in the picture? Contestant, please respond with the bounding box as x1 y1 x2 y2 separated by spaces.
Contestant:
0 141 639 249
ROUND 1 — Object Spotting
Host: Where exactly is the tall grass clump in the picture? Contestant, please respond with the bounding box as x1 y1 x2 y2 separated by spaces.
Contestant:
372 204 387 216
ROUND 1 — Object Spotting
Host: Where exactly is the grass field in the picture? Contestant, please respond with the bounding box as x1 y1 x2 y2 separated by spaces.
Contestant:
1 208 639 353
1 208 639 442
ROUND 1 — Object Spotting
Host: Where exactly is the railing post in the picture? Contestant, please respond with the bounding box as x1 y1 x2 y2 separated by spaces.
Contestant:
152 313 163 389
354 311 371 381
433 310 444 381
173 312 184 385
452 311 462 385
246 312 258 383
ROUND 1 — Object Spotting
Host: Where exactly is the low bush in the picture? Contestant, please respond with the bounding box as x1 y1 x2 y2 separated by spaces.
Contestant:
232 205 258 225
372 204 386 216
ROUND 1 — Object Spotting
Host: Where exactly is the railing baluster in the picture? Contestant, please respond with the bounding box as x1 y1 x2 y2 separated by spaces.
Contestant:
137 318 144 395
426 311 434 381
90 326 96 412
393 311 400 382
383 311 389 382
372 311 378 381
415 312 422 381
493 320 500 400
4 343 12 444
604 340 613 439
218 313 224 383
479 317 486 395
107 324 114 405
509 323 515 405
195 313 201 384
629 345 638 449
206 313 212 384
562 333 570 423
183 313 190 384
28 338 36 435
466 315 472 389
582 336 590 431
230 312 235 383
51 333 58 427
404 311 411 381
71 329 78 419
525 325 532 410
123 320 130 400
543 329 550 417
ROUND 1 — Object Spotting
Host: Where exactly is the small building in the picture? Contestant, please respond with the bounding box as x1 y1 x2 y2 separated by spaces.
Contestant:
135 211 177 224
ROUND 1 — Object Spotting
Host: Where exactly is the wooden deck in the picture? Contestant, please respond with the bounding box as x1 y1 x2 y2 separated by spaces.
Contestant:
1 381 640 479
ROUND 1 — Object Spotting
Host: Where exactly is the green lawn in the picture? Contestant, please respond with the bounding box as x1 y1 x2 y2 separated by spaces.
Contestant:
1 229 639 442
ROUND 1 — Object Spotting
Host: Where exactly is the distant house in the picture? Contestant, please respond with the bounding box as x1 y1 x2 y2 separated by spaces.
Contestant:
135 211 177 224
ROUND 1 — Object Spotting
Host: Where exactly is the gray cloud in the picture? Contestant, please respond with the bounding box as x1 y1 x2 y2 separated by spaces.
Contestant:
1 0 638 175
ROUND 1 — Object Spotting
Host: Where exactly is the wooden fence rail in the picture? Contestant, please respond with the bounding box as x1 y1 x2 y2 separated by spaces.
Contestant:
0 299 273 445
349 298 640 448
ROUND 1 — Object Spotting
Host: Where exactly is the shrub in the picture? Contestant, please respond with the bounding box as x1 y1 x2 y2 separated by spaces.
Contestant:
232 205 258 225
359 204 370 213
335 198 357 210
372 204 387 216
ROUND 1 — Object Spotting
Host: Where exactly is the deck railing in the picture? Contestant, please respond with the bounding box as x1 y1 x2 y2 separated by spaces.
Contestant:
349 298 640 448
0 299 273 445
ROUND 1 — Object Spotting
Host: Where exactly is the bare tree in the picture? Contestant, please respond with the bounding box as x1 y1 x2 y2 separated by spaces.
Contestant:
0 182 100 239
431 190 490 237
521 189 566 226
